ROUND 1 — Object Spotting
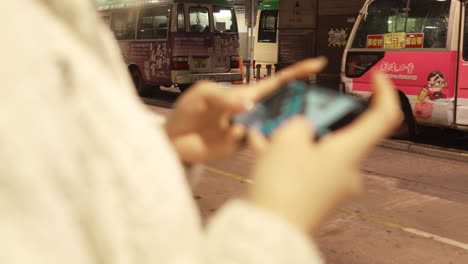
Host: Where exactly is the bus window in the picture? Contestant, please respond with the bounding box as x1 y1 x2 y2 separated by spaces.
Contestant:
213 6 237 32
137 6 170 40
351 0 450 49
110 10 136 40
189 7 210 33
177 4 186 32
406 0 450 48
258 10 278 43
345 52 384 77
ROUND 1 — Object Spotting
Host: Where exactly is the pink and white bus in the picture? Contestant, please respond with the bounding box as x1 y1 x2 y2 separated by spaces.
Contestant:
342 0 468 138
98 0 242 93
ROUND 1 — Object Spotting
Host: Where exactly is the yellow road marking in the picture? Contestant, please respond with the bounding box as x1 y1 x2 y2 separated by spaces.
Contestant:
206 166 468 251
338 208 406 231
205 166 253 184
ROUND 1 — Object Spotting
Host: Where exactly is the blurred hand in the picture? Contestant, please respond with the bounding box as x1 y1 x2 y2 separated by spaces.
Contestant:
248 71 402 234
164 57 327 163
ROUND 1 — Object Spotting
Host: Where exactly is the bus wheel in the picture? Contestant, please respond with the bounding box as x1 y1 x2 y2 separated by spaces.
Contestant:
391 93 417 140
130 68 147 95
178 84 191 93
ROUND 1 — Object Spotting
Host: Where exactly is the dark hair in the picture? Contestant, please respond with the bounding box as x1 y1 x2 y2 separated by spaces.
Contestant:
427 71 445 81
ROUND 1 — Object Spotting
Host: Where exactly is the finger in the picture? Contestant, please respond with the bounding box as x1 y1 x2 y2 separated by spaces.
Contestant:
192 81 254 113
227 123 246 142
270 115 316 146
243 57 328 101
172 134 208 163
247 128 269 155
190 57 327 113
323 71 402 162
217 123 246 157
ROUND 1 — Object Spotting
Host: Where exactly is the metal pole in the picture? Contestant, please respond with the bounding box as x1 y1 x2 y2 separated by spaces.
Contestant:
256 64 261 81
246 3 251 83
250 0 255 82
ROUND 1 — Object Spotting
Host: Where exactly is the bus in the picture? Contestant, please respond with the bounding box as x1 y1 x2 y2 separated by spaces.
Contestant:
253 0 363 87
342 0 468 138
253 0 279 78
97 0 242 93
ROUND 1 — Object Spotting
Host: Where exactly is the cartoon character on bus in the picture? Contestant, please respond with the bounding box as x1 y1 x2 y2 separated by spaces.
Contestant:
418 71 448 101
414 71 447 119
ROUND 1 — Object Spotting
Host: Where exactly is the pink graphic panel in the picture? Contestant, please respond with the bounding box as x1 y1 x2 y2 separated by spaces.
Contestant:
352 51 457 98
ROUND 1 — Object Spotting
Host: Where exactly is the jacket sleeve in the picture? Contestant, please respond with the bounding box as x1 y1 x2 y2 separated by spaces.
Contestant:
203 200 324 264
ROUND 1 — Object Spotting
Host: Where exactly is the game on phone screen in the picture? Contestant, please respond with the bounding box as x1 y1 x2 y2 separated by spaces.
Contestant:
232 81 368 139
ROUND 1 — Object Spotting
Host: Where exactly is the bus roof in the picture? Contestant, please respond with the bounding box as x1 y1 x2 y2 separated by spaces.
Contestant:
97 0 234 11
258 0 278 10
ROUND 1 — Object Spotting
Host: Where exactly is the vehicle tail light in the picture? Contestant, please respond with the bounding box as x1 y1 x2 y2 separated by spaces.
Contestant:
230 56 240 69
172 56 189 70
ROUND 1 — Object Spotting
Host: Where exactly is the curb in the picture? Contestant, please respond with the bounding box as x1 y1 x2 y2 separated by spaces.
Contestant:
379 139 468 163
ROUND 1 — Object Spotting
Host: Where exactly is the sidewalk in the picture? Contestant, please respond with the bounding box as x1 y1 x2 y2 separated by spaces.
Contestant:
379 139 468 163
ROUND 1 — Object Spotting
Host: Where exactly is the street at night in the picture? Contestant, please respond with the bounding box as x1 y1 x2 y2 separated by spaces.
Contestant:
145 83 468 263
7 0 468 263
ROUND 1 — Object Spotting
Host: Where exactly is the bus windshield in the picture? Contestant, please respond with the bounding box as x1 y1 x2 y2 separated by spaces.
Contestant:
351 0 451 49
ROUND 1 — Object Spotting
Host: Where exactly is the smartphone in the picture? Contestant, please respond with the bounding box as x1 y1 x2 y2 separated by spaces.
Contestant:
232 81 368 139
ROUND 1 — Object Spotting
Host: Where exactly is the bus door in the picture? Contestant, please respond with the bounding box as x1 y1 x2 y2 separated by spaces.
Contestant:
254 9 279 77
212 5 239 73
456 1 468 125
181 3 237 76
182 3 216 74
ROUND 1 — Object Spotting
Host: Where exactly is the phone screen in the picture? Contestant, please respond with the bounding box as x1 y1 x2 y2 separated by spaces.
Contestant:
232 81 368 139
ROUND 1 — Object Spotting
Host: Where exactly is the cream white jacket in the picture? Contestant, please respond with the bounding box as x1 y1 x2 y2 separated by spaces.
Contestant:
0 0 322 263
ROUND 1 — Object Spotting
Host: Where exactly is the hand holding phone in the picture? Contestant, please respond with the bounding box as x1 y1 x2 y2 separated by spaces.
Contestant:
248 71 402 234
232 81 368 139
